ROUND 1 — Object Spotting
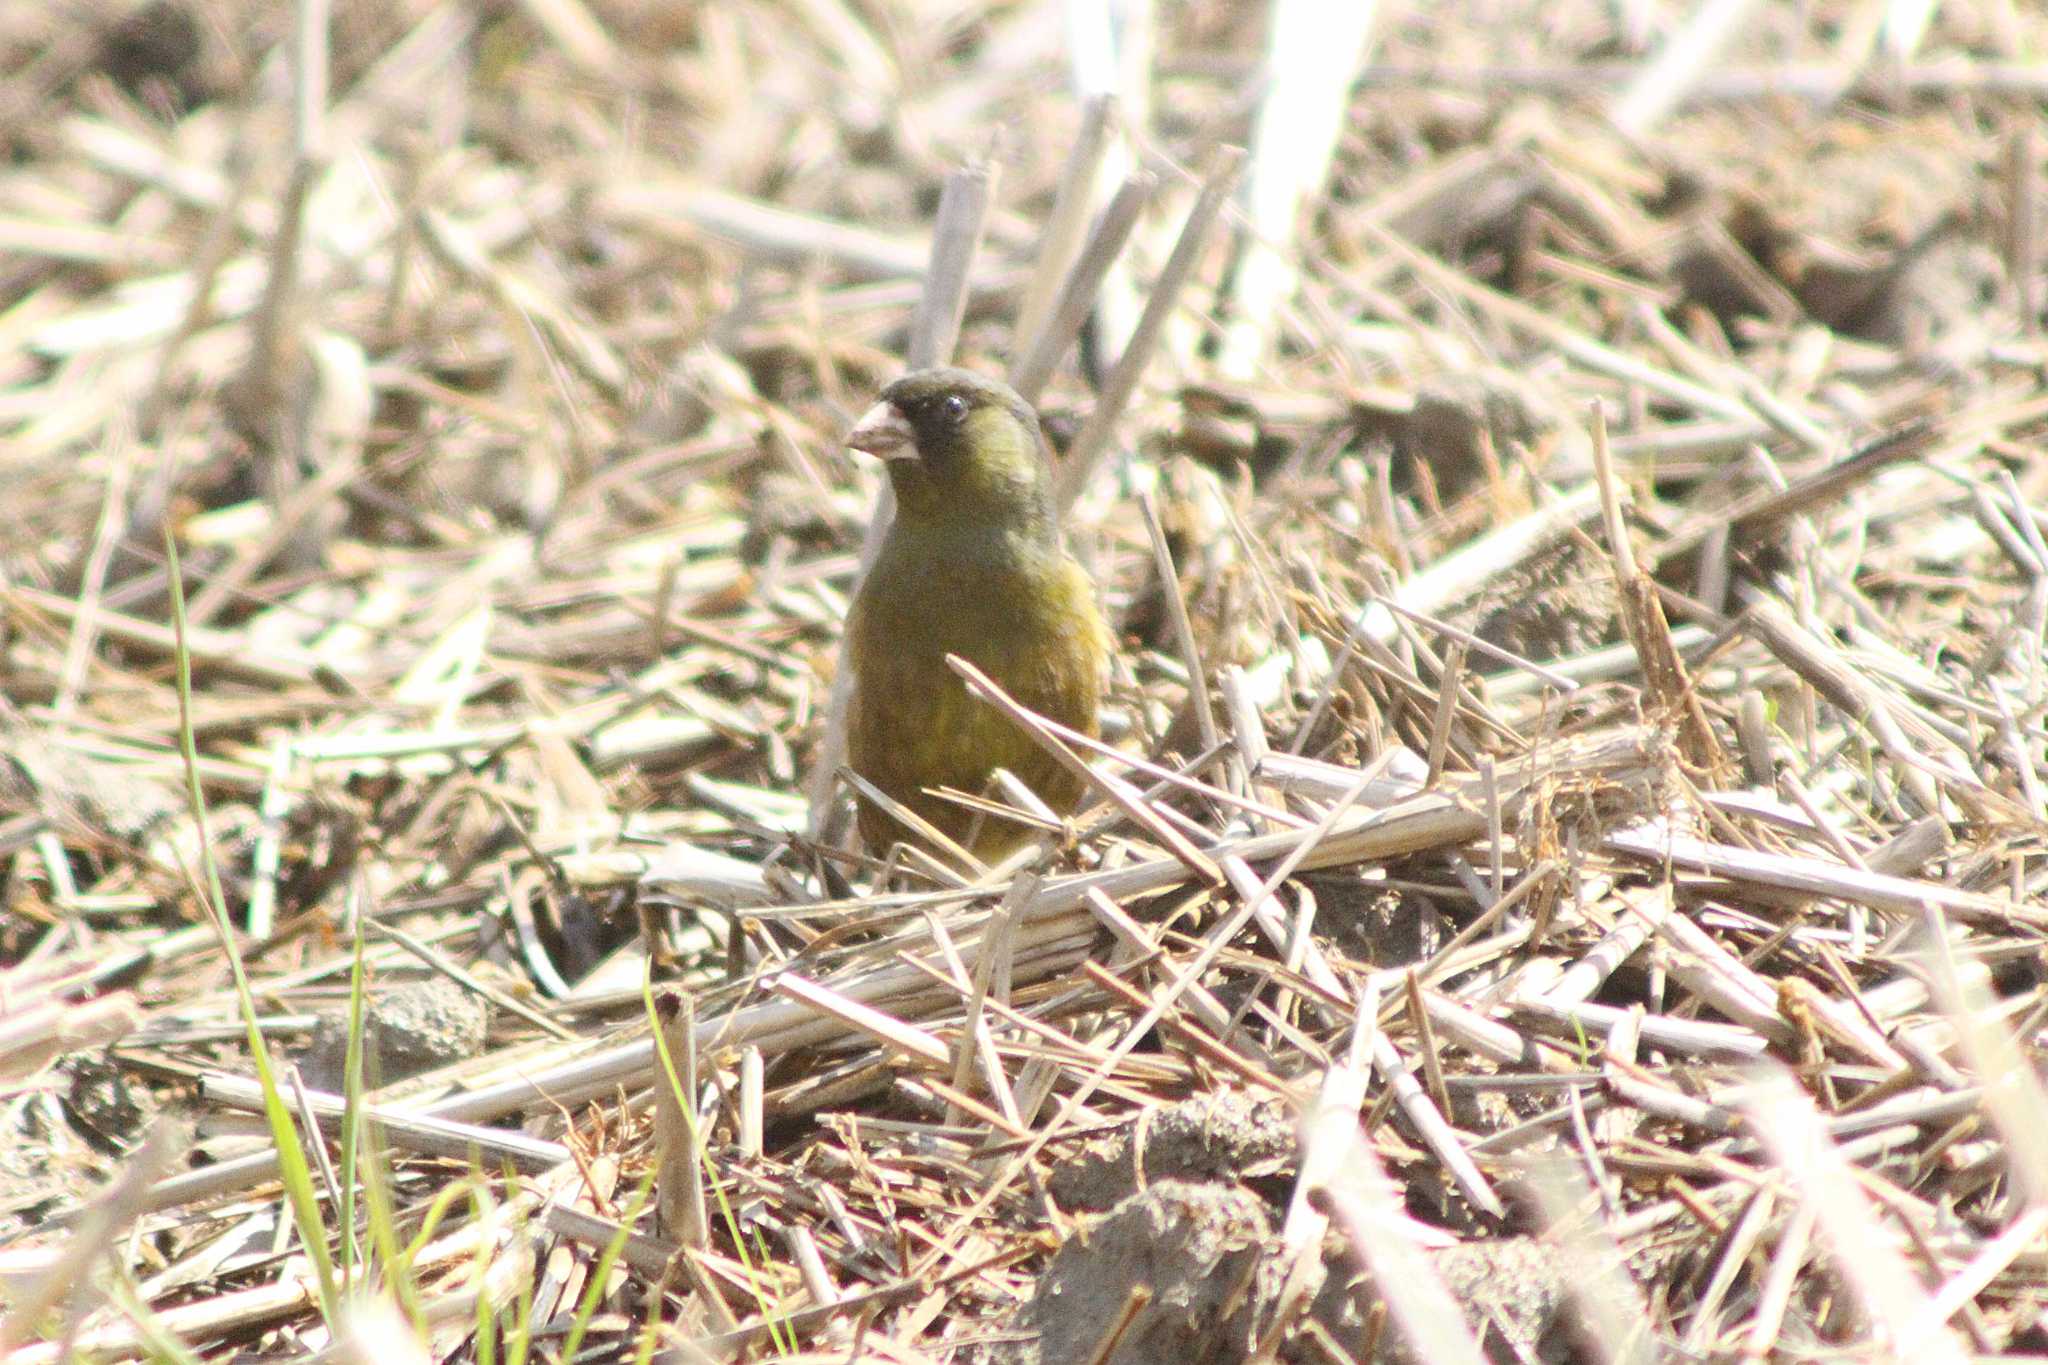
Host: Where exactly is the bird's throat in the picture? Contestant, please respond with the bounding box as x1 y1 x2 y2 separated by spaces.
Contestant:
872 505 1059 593
882 476 1057 563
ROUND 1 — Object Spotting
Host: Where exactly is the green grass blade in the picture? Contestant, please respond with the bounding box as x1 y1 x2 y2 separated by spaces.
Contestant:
164 531 340 1321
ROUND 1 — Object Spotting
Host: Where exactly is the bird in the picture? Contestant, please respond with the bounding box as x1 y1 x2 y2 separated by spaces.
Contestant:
841 367 1110 862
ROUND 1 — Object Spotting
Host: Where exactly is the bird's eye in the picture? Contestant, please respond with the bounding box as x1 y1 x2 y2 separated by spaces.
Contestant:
940 394 968 423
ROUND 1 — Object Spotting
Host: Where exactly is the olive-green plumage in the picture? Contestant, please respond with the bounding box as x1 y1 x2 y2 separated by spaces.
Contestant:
843 368 1109 860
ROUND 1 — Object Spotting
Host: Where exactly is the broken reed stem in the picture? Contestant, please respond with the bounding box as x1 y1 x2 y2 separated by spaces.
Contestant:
907 163 998 371
654 992 708 1248
1219 0 1379 377
1139 486 1217 754
1009 171 1154 404
1609 0 1762 137
293 0 329 159
1010 93 1118 374
1589 401 1726 773
1056 146 1246 509
948 872 1038 1123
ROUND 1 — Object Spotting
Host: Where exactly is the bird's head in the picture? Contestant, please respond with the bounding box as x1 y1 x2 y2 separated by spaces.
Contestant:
845 368 1055 534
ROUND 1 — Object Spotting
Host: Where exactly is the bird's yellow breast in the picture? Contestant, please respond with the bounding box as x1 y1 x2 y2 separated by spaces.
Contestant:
846 546 1106 858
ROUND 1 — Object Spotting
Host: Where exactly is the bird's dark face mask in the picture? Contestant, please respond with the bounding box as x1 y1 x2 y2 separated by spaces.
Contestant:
845 368 1055 537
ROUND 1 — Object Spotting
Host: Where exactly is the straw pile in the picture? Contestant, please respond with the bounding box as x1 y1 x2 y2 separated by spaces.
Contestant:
4 0 2048 1359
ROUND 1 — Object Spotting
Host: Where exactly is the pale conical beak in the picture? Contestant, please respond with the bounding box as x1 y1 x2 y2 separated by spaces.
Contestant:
845 402 917 460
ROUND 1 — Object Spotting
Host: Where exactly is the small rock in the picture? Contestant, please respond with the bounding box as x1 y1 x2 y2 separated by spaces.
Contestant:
299 977 490 1092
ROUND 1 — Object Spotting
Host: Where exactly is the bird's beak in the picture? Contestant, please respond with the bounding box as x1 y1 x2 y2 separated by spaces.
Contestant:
845 402 918 460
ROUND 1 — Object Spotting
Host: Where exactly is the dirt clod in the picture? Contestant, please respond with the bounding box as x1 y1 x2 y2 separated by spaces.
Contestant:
1021 1181 1281 1365
1051 1088 1296 1212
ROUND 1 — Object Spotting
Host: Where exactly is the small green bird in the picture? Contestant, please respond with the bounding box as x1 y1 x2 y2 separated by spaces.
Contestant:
842 368 1110 861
